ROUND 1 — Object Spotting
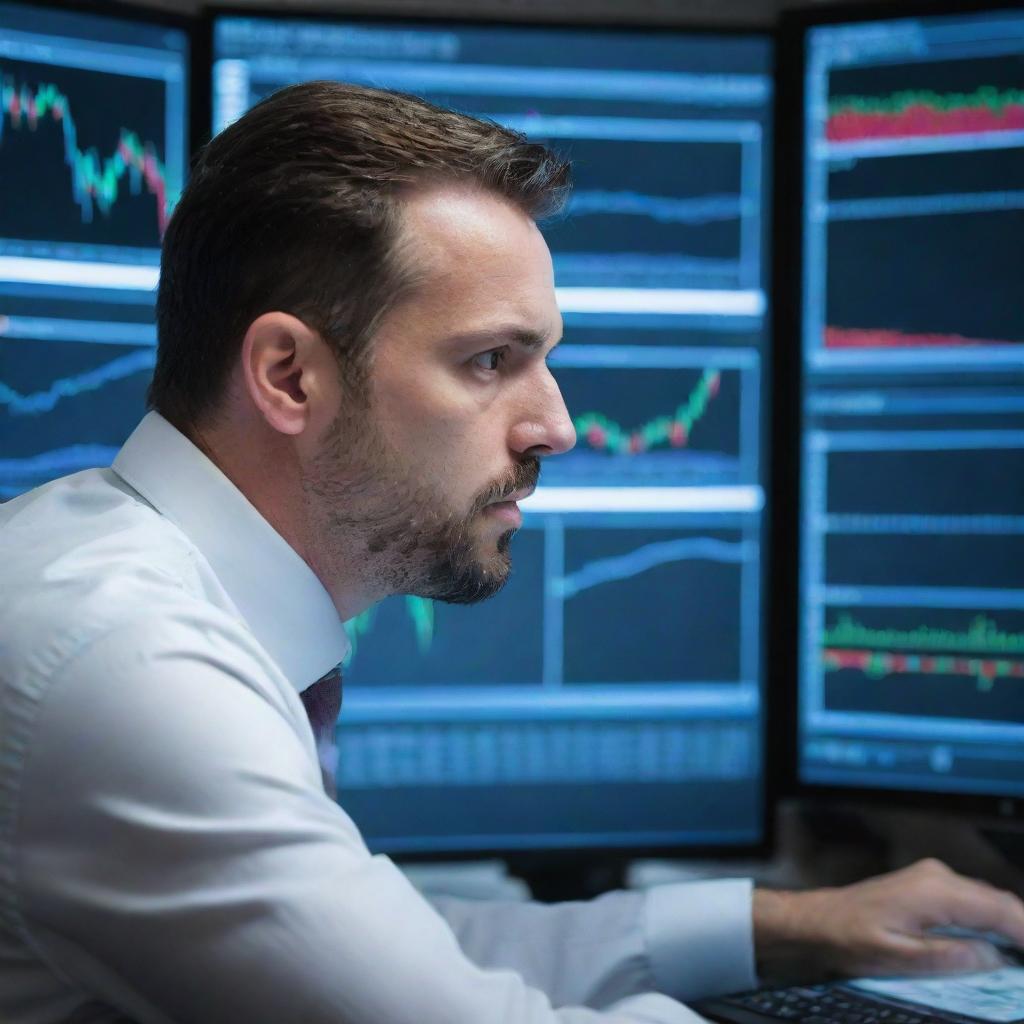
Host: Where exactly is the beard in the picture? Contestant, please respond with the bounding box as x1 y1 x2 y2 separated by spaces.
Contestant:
302 399 539 606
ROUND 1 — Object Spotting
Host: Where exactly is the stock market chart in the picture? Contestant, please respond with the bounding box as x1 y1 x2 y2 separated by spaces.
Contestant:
799 9 1024 799
214 17 772 852
0 1 188 498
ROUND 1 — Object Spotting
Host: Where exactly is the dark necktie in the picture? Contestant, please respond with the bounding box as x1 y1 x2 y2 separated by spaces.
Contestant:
300 666 342 798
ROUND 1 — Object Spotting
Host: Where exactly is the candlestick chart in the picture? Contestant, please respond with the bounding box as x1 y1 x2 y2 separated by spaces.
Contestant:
0 59 175 248
822 609 1024 724
549 363 745 486
575 367 721 454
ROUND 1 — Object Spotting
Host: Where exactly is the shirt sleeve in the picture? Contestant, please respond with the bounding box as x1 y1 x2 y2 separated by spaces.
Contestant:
13 610 709 1024
644 879 757 1001
427 879 755 1009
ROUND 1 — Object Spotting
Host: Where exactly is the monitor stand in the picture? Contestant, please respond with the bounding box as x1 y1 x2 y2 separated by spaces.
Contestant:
508 855 627 902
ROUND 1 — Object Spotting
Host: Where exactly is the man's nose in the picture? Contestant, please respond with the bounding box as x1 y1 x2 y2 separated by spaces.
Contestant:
510 369 577 458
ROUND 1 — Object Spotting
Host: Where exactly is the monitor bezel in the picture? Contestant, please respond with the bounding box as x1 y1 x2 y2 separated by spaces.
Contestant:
773 0 1024 826
1 0 194 34
200 1 779 866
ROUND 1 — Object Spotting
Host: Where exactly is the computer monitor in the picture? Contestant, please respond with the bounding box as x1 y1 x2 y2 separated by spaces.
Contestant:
0 0 189 498
784 2 1024 815
211 11 775 856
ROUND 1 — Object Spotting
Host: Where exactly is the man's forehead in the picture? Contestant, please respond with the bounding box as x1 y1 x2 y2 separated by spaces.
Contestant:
399 184 547 264
385 184 560 347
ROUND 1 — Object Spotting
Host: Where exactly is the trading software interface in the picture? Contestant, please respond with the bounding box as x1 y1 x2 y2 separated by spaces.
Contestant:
0 2 188 498
214 18 773 852
798 10 1024 799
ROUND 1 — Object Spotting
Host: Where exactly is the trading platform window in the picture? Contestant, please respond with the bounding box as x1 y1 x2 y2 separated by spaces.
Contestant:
799 11 1024 798
0 2 187 498
214 18 773 853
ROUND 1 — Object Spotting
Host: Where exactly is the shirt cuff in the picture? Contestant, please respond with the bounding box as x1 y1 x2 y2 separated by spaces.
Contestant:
643 878 757 1002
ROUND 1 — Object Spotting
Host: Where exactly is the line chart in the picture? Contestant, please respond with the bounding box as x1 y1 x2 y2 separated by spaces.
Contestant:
566 191 745 225
537 132 753 289
0 348 155 415
556 535 755 599
0 75 176 235
562 526 750 685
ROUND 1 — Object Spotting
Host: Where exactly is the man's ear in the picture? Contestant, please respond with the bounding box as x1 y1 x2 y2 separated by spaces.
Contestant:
241 312 328 436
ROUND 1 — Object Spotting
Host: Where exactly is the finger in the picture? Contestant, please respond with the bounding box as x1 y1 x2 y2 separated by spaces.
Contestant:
886 935 1006 976
940 878 1024 948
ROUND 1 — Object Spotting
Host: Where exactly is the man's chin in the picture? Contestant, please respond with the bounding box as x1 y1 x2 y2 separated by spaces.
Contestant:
431 567 510 605
408 529 511 605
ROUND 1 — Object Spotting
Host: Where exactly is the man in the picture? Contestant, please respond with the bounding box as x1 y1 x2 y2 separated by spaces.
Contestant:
0 81 1021 1024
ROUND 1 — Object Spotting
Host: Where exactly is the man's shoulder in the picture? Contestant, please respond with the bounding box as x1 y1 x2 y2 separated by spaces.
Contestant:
2 465 199 592
0 467 249 682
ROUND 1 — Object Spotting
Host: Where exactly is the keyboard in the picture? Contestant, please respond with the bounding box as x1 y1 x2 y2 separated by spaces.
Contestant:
694 984 949 1024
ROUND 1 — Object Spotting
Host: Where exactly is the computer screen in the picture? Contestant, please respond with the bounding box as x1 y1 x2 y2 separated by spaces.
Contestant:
213 14 774 854
0 1 188 498
796 7 1024 801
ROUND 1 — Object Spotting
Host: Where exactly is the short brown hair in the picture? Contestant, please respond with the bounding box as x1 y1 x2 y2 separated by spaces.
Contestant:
149 80 571 430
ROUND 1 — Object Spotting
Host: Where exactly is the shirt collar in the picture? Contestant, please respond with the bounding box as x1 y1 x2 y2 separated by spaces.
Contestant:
112 411 349 693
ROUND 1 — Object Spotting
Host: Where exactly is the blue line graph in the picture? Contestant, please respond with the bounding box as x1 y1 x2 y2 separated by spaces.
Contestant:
0 444 119 480
566 191 745 225
828 190 1024 221
0 315 157 346
556 536 756 599
1 349 156 415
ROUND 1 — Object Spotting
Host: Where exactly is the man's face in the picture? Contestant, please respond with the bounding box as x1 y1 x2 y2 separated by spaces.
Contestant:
303 185 575 607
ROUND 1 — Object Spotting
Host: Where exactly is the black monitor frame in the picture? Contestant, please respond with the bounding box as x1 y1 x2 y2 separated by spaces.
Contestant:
772 0 1024 829
199 2 780 875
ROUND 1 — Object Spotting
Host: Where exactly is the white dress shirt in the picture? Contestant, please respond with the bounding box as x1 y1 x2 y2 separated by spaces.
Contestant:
0 411 756 1023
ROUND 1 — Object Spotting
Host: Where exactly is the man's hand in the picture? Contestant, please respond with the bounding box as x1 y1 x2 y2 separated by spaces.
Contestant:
753 859 1024 984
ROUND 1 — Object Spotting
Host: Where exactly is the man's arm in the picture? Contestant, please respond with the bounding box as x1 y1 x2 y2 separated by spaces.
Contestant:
432 861 1024 1004
12 610 704 1024
429 878 755 1009
753 859 1024 984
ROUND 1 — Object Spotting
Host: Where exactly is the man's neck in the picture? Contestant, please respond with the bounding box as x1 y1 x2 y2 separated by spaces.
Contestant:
190 413 384 625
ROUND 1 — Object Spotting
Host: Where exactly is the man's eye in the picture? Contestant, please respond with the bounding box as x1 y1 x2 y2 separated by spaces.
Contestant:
472 349 505 372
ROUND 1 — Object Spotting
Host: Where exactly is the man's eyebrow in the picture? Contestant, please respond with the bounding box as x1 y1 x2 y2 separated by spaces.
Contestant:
447 327 557 351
